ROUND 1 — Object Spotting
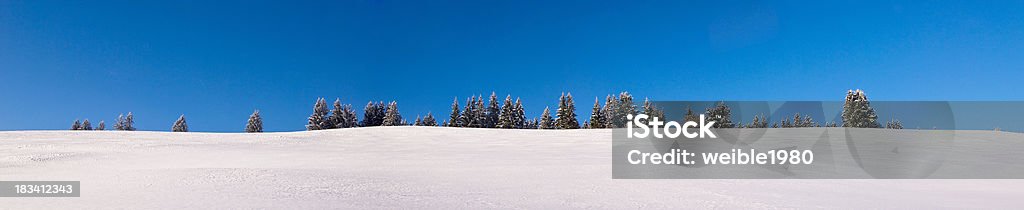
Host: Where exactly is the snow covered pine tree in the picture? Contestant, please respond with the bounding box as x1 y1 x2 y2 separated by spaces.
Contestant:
81 119 93 130
589 97 605 129
448 97 461 127
842 89 880 128
554 92 580 129
306 98 330 130
124 112 136 131
422 112 438 126
172 115 188 132
382 101 403 126
539 107 554 129
705 102 735 128
513 97 526 128
486 92 500 128
497 95 515 128
246 110 263 133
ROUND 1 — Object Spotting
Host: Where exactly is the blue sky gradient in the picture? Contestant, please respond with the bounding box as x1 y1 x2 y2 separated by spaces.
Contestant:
1 0 1023 131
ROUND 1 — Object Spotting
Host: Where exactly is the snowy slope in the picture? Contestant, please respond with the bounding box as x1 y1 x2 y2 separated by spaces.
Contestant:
1 127 1023 209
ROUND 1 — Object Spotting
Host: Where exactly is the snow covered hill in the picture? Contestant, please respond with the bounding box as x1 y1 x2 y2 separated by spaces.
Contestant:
1 127 1022 209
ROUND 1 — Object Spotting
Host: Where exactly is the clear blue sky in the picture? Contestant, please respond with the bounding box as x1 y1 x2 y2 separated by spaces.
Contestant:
1 0 1022 132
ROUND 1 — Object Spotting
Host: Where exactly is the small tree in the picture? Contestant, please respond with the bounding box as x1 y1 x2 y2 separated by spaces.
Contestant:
113 114 125 130
555 93 580 129
589 97 605 129
474 96 486 127
485 92 500 128
448 97 461 127
97 120 105 131
825 121 839 127
842 89 880 128
497 95 515 128
601 95 618 128
246 110 263 133
704 102 734 128
799 114 817 127
513 98 526 128
124 112 136 131
329 98 345 129
362 101 386 126
642 98 665 123
172 115 188 132
460 96 480 127
71 120 81 130
382 101 403 126
886 118 904 129
422 112 438 126
604 92 637 128
307 98 330 130
345 104 359 128
684 106 699 123
749 113 768 128
539 106 554 129
82 119 93 130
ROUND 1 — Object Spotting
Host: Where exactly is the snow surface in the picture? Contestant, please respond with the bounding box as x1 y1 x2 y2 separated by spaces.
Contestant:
1 127 1023 209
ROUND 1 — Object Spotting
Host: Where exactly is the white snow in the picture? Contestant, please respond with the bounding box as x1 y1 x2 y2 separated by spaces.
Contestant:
1 127 1023 209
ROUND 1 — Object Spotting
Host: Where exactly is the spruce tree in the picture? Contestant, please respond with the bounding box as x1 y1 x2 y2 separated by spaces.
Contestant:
497 95 515 128
246 110 263 133
555 93 580 129
307 98 329 130
748 114 760 128
886 118 903 129
448 97 461 127
172 115 188 132
642 98 665 123
826 121 839 127
124 112 136 131
485 92 500 128
474 95 486 127
602 95 617 128
382 101 402 126
747 113 767 128
422 112 438 126
362 101 375 126
801 114 816 127
704 102 734 128
684 106 699 123
589 97 605 129
460 96 478 127
842 89 880 128
71 120 81 130
605 92 636 128
114 114 125 130
539 106 554 129
362 101 386 126
329 98 344 129
513 97 526 128
82 119 93 130
414 115 422 126
97 120 105 131
341 104 358 128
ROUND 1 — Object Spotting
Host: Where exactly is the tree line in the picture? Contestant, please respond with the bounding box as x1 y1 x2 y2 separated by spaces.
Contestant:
69 89 901 132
